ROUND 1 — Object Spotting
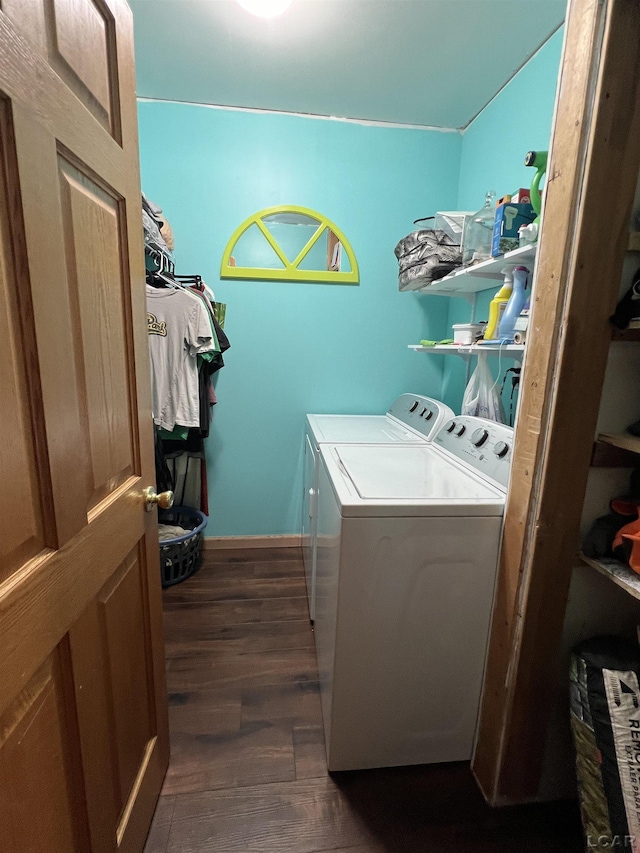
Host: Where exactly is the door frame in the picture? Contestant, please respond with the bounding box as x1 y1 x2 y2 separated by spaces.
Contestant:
473 0 640 805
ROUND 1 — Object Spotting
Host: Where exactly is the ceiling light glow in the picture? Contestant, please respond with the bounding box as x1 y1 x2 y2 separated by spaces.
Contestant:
236 0 293 17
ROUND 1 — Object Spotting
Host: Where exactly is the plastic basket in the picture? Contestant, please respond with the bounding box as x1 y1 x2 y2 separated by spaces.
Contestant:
435 211 474 244
158 506 208 588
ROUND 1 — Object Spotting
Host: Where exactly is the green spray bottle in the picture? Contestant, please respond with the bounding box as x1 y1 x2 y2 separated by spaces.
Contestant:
525 149 548 225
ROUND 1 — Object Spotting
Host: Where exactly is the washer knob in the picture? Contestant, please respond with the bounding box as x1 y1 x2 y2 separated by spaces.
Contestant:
472 428 489 447
494 440 510 458
409 401 419 412
454 424 466 436
446 421 456 433
423 409 433 420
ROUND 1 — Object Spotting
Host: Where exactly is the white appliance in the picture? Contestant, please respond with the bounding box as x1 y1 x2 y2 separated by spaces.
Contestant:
314 415 513 772
302 394 454 620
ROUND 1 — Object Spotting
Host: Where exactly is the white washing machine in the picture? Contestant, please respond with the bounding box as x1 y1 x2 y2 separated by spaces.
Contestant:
313 415 513 772
302 394 454 620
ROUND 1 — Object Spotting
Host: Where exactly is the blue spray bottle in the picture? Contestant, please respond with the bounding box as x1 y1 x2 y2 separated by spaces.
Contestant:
498 265 530 342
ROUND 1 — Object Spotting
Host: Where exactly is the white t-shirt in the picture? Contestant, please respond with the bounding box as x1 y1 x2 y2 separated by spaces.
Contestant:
146 285 216 430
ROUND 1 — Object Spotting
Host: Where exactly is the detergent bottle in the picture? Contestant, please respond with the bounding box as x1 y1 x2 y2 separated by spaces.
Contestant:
498 265 530 341
483 268 514 340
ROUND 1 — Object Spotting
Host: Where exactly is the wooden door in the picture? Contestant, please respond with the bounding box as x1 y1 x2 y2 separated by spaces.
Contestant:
0 1 169 850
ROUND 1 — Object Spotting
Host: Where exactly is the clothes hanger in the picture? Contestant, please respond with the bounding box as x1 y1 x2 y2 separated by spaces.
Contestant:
146 246 180 289
174 274 216 302
175 274 204 292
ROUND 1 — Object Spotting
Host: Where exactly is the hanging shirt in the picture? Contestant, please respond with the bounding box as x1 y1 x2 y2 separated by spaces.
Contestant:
186 287 220 348
146 285 218 431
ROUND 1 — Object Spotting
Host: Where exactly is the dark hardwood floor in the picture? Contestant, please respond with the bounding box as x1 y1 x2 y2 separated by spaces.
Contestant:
144 547 584 853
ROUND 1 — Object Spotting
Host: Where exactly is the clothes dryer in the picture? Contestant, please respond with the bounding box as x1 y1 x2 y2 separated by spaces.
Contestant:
302 394 453 620
314 415 513 771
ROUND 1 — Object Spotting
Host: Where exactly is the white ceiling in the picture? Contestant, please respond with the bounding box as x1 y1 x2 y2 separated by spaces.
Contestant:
129 0 565 129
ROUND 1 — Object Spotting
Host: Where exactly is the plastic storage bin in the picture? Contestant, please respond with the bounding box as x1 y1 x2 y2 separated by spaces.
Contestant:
158 506 208 587
435 211 474 244
452 323 484 345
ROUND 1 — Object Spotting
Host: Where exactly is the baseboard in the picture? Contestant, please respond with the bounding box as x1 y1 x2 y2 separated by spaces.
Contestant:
202 534 302 550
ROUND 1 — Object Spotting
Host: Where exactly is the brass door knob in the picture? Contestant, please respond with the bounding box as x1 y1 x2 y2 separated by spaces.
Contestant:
144 486 174 512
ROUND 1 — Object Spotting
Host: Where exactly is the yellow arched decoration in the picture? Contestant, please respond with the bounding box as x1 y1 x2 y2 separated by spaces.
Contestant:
220 205 359 284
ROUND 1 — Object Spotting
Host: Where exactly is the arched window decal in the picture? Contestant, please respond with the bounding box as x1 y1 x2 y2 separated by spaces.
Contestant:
220 205 359 284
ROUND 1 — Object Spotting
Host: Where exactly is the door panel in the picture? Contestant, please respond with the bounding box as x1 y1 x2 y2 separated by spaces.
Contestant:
11 105 89 545
0 652 91 852
68 597 122 853
58 156 136 512
69 542 161 853
100 548 154 810
0 102 51 580
46 0 120 138
0 2 168 851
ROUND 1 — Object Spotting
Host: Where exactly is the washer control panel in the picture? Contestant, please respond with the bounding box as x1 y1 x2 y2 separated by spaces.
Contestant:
433 416 514 489
387 393 454 440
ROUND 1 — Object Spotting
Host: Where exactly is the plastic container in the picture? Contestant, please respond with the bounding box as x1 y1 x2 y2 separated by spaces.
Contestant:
462 191 496 266
452 323 484 345
158 506 208 587
484 267 514 340
498 266 530 342
435 211 474 245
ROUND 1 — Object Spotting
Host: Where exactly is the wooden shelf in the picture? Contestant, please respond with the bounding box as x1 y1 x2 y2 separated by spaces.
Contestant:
591 439 640 467
580 553 640 602
417 244 537 297
598 432 640 455
611 326 640 341
409 343 525 359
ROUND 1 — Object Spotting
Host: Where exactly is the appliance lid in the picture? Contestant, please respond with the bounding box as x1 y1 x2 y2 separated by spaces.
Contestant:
308 414 424 444
335 445 505 502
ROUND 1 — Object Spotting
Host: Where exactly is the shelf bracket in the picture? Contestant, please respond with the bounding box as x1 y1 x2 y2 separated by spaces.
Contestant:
469 293 478 324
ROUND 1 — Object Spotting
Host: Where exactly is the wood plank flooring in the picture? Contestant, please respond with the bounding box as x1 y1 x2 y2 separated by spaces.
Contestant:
144 547 584 853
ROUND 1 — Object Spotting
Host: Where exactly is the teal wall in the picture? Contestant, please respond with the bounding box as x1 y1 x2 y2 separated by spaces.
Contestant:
440 27 564 413
138 102 461 535
233 221 330 272
138 25 564 535
457 27 564 211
